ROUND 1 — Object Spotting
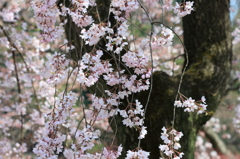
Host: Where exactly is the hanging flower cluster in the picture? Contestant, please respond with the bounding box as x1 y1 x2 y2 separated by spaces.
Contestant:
174 1 194 17
174 96 208 114
126 149 150 159
45 52 70 85
151 26 174 49
159 127 184 159
31 0 64 42
33 92 78 158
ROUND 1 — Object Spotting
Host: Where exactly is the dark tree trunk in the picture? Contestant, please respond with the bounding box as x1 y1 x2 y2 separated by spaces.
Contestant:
60 0 232 158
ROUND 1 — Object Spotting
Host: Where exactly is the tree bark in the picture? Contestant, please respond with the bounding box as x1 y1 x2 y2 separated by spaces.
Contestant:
60 0 232 158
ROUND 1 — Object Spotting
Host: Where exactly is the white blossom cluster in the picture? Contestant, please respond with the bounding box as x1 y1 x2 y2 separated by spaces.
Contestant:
151 26 174 49
111 0 139 20
45 52 70 85
33 92 77 158
77 50 113 87
122 50 150 76
195 135 220 159
174 1 194 17
67 0 94 27
85 94 117 121
81 24 113 46
119 100 147 139
126 149 150 159
33 131 66 159
51 91 78 125
174 96 208 114
62 127 123 159
31 0 64 42
119 100 143 127
159 127 184 159
0 142 28 158
63 145 122 159
71 126 101 156
0 5 19 22
31 0 96 42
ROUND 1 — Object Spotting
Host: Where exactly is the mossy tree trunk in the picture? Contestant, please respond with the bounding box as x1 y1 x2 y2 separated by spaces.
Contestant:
59 0 232 158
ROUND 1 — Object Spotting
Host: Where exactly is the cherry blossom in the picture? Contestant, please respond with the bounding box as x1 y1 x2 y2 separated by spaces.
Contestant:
126 149 150 159
174 95 208 114
173 1 194 17
31 0 65 42
159 127 184 159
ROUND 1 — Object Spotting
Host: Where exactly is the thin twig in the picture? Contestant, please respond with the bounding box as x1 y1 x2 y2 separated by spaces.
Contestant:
151 21 189 127
136 0 154 148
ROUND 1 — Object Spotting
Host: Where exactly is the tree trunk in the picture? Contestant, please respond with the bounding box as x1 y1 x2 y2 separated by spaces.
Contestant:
60 0 232 158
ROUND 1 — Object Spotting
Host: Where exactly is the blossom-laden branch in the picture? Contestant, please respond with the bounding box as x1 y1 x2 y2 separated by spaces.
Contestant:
174 94 208 115
159 127 184 159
